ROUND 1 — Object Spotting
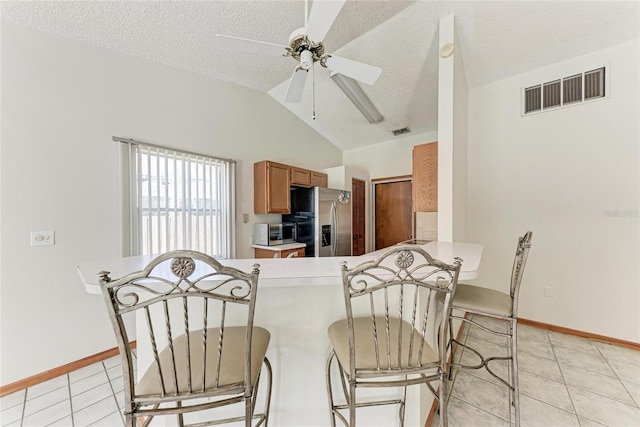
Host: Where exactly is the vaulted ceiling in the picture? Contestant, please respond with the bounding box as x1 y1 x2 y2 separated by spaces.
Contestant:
2 1 638 151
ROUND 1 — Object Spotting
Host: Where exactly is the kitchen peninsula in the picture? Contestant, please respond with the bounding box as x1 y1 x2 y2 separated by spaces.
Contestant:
251 242 306 258
78 241 483 426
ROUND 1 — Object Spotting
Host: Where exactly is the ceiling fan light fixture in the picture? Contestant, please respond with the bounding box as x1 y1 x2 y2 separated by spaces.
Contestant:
330 72 383 124
299 50 313 70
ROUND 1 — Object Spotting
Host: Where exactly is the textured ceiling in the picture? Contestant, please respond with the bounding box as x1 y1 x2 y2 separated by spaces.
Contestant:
2 1 639 151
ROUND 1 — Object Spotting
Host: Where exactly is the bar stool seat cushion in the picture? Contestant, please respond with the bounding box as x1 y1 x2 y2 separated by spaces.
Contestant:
328 316 438 374
137 326 270 396
449 284 513 317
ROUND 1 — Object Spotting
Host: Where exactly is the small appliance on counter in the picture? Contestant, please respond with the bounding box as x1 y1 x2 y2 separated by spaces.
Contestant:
252 223 297 246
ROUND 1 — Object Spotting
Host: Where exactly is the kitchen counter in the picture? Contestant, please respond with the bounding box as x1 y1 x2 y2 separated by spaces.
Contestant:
77 241 482 426
250 242 306 251
78 241 481 294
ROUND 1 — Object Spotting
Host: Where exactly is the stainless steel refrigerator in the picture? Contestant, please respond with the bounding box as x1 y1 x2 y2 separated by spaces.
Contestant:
283 187 352 257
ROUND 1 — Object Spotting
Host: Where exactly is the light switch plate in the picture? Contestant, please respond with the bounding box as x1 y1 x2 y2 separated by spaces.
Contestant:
31 231 55 246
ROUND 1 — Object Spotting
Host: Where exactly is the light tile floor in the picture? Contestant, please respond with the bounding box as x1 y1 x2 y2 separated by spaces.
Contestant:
434 315 640 427
0 353 135 427
2 318 640 426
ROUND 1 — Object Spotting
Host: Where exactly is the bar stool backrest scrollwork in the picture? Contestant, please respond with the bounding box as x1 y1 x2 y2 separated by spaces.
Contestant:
326 244 462 427
99 250 272 427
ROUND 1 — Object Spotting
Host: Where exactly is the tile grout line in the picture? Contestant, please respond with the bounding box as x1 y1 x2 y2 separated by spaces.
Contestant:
518 326 586 423
102 360 126 426
19 388 27 427
592 340 640 410
548 336 639 426
515 328 583 418
67 373 75 427
548 333 581 421
456 314 513 424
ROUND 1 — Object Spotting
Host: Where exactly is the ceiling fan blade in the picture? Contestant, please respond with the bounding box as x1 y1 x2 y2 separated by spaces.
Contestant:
305 0 346 41
284 67 309 103
215 34 288 56
323 55 382 85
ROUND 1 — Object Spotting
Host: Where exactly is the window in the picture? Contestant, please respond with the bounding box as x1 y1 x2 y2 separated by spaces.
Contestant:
117 138 236 258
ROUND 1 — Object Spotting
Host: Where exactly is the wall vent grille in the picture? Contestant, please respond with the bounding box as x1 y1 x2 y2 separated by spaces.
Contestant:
523 66 606 115
585 68 605 100
543 80 561 109
563 74 582 104
525 86 542 113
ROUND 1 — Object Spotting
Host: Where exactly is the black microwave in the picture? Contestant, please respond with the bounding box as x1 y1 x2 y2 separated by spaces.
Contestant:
253 223 297 246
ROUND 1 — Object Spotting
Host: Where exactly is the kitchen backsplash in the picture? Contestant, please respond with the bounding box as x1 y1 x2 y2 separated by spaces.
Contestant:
415 211 438 241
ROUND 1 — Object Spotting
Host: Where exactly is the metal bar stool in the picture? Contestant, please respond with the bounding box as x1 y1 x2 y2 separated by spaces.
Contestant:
446 231 532 427
326 244 462 426
98 250 273 427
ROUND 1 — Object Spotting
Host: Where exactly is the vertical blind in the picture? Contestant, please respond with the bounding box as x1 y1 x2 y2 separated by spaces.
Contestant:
118 138 236 259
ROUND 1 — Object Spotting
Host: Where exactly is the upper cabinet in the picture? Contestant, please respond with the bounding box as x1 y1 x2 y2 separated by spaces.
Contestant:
254 161 291 214
291 167 328 188
310 171 328 188
254 161 329 214
412 142 438 212
290 167 311 187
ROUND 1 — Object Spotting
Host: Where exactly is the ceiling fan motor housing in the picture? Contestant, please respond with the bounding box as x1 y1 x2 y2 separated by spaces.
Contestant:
288 28 325 65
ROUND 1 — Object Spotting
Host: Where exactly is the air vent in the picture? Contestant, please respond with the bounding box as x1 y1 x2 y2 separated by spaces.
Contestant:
392 127 411 136
523 66 607 115
543 80 561 109
524 86 541 113
584 67 605 100
563 74 582 104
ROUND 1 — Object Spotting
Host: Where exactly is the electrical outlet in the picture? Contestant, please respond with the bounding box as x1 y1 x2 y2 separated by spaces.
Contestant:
242 213 249 224
544 286 553 297
31 231 55 246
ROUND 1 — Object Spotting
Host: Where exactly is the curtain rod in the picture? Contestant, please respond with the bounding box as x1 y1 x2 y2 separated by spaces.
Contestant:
112 136 237 164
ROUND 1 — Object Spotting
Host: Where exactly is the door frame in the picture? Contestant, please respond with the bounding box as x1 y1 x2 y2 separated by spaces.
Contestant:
371 175 413 250
351 178 366 256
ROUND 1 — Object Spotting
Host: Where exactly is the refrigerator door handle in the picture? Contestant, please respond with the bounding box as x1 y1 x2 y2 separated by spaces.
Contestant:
331 201 337 256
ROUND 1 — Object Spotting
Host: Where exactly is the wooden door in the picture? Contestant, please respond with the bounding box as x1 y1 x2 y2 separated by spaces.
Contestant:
375 180 412 250
352 179 366 255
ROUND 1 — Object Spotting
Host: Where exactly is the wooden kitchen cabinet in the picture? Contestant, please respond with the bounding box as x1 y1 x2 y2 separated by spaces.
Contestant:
292 167 327 188
310 171 328 187
253 247 305 258
254 160 329 213
254 161 291 214
412 142 438 212
291 167 311 187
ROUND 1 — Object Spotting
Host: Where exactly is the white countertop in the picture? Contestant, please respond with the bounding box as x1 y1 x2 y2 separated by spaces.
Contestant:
77 241 483 295
250 242 306 251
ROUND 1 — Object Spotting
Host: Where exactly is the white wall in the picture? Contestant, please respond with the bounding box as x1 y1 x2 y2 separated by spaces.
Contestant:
0 23 342 385
452 30 468 243
343 131 438 179
467 39 640 342
437 14 455 242
437 14 469 243
343 131 438 255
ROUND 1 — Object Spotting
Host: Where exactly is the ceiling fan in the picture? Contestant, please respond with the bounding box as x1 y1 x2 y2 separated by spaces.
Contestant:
215 0 382 104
